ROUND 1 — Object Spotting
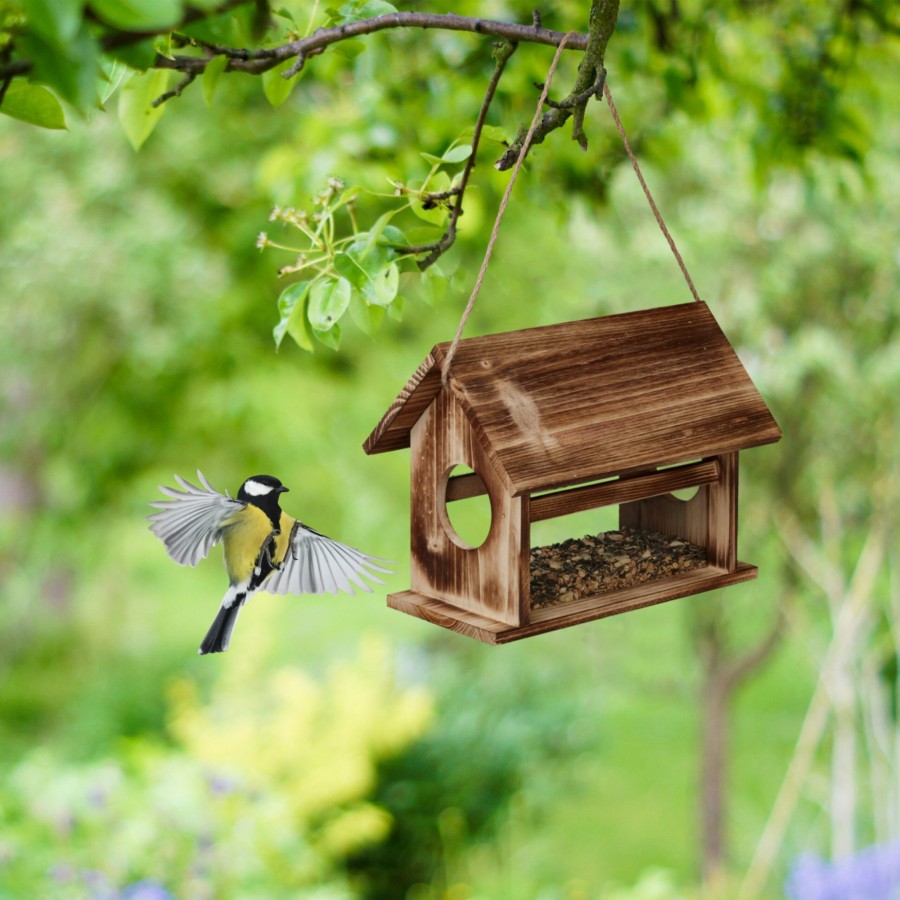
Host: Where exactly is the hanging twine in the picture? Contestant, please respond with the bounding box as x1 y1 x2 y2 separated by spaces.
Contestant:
441 42 702 386
441 32 577 386
602 82 702 304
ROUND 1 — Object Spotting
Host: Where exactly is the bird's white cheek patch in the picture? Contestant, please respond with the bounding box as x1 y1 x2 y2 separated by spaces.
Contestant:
243 479 273 496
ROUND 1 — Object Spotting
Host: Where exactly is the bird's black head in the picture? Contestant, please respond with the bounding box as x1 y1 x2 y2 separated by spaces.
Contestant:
237 475 289 521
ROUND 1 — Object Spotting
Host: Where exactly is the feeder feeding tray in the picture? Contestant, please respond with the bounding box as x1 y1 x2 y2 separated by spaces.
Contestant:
363 301 782 644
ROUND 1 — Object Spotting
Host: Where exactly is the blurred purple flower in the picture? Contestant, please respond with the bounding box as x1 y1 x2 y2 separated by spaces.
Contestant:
120 880 174 900
786 842 900 900
49 863 76 883
208 773 238 797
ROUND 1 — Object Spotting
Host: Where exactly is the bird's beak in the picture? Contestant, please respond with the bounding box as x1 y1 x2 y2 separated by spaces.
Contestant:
278 486 290 493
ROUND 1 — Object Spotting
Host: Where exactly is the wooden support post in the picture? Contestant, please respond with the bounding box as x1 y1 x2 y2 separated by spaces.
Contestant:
707 452 738 571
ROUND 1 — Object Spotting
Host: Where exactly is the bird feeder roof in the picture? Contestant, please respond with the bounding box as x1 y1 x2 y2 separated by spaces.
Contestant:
364 302 782 495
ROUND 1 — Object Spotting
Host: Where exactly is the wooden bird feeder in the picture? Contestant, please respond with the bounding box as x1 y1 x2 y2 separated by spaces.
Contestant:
364 301 782 644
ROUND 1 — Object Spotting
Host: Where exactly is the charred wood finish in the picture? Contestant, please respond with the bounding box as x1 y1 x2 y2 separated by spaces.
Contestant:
364 302 782 495
365 301 781 643
409 389 529 626
529 459 720 521
388 563 759 645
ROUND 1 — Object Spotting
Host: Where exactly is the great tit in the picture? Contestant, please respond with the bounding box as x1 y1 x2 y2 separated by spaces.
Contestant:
148 472 389 655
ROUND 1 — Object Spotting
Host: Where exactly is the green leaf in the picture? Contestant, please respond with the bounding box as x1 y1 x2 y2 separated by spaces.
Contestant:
273 280 313 351
154 32 175 61
387 293 403 321
180 9 235 45
0 81 67 129
202 55 228 107
441 143 472 164
362 210 398 253
378 224 409 247
368 262 399 307
308 277 352 331
331 0 396 24
262 58 300 107
410 171 451 226
315 322 341 350
419 263 449 305
421 143 472 166
99 59 133 108
461 123 507 143
348 290 386 336
333 240 399 307
332 40 366 60
91 0 182 31
23 0 83 43
112 40 158 72
118 68 172 150
21 26 99 110
333 251 364 287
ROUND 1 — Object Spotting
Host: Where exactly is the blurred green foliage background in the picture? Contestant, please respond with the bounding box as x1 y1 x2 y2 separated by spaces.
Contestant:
1 1 898 898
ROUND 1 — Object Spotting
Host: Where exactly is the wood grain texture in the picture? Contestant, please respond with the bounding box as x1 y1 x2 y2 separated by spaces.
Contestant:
388 562 759 644
620 452 739 570
409 390 528 626
445 470 487 502
363 302 782 495
363 352 442 455
530 459 720 522
707 451 738 570
620 485 710 550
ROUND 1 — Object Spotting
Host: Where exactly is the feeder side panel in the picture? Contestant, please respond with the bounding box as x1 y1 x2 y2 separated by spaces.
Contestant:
408 390 525 626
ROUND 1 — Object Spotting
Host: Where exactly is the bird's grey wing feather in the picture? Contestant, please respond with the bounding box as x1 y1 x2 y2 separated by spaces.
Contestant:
264 522 390 596
148 470 243 566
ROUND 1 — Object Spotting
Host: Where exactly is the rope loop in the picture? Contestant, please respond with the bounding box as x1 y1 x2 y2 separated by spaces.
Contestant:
441 42 703 387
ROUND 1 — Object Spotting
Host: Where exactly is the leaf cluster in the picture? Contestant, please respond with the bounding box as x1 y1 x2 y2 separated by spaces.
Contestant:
265 140 478 351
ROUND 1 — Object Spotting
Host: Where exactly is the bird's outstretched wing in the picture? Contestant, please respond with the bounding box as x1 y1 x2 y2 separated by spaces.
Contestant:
148 471 243 566
264 521 391 596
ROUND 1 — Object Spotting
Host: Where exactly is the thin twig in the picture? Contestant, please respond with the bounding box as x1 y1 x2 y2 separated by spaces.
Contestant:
401 41 517 269
151 70 198 107
440 32 575 386
542 70 605 109
419 186 462 206
495 0 619 169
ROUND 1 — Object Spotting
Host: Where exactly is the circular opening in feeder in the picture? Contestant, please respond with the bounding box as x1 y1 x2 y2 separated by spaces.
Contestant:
670 486 700 501
440 464 493 550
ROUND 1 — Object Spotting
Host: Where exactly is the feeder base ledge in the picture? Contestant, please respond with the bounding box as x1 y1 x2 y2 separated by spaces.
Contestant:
388 562 759 645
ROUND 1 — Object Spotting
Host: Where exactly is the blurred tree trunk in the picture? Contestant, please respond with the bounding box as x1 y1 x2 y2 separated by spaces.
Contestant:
694 600 783 886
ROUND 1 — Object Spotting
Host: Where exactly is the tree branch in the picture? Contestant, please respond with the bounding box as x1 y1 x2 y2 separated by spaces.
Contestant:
0 10 587 84
280 13 581 77
0 0 253 81
151 13 586 79
403 40 517 271
723 608 786 694
494 0 620 170
151 70 197 108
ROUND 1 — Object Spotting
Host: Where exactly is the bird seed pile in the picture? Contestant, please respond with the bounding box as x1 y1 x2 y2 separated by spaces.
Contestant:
530 527 708 608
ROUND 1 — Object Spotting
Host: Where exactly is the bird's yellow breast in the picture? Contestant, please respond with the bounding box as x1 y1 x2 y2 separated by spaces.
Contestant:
221 506 293 586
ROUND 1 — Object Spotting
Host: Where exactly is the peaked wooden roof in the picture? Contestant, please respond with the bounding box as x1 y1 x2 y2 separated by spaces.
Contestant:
364 302 781 495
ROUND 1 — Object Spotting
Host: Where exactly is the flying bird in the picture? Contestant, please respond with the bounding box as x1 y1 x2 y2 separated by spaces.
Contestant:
148 472 389 655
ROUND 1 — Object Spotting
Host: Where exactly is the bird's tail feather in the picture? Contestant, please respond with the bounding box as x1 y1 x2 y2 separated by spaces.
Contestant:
199 597 244 655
